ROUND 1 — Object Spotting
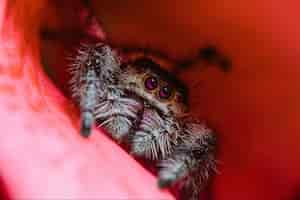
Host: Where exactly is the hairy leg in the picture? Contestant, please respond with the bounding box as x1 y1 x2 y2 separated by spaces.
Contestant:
158 121 217 200
69 43 120 137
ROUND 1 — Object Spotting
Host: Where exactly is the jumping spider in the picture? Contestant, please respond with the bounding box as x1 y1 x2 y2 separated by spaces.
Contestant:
69 43 218 200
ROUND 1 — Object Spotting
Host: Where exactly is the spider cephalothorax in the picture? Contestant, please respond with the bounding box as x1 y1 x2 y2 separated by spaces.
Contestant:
119 56 188 117
69 42 217 200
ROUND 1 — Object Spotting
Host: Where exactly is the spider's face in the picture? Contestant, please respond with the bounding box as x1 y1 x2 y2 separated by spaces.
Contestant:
118 55 188 118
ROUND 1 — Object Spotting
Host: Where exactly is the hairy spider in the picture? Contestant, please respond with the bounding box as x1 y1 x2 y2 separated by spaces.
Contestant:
69 42 217 200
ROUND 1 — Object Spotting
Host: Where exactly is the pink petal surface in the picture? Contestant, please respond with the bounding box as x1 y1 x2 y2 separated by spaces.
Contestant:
0 1 174 199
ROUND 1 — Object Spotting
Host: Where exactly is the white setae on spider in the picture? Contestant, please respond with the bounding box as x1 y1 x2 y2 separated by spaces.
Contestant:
69 42 217 200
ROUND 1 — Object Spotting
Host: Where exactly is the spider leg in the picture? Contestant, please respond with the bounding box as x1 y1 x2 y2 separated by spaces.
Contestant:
78 78 98 137
130 108 180 160
69 43 120 137
158 121 217 200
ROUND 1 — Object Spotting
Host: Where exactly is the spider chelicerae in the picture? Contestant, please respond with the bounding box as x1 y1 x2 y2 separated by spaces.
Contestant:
69 42 218 200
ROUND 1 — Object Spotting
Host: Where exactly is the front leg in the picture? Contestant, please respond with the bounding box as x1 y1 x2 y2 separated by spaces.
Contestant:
69 43 120 137
158 121 217 200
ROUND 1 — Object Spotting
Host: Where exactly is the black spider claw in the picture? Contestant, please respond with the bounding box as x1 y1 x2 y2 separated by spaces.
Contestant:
158 178 173 188
80 119 91 137
80 112 93 137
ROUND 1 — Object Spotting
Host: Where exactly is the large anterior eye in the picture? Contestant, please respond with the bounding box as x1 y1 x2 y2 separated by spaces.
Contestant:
144 76 158 90
121 51 188 104
159 85 173 99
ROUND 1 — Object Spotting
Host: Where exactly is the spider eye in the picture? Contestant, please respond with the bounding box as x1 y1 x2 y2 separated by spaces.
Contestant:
159 85 173 99
144 76 158 90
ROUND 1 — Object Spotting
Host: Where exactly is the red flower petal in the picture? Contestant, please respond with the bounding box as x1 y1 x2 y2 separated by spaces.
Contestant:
0 1 174 199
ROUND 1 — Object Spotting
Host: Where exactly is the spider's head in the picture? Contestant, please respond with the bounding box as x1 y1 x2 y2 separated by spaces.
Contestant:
118 54 188 118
